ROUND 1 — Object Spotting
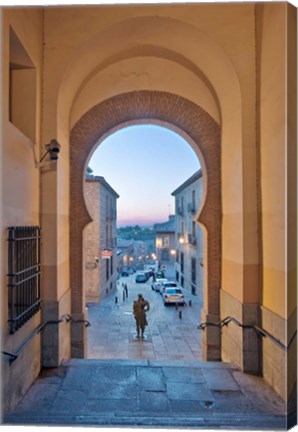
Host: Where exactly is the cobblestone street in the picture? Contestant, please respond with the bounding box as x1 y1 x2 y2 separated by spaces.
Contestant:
88 274 203 361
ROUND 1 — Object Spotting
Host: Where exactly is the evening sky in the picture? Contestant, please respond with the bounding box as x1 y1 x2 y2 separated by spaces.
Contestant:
89 125 200 226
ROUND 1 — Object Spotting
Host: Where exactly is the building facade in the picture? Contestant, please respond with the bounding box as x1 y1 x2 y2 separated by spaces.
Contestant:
83 174 119 302
1 3 296 412
117 238 135 273
153 215 176 264
172 170 204 300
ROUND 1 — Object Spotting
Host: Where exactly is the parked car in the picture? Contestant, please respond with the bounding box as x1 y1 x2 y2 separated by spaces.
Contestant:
155 271 165 279
121 271 129 277
151 278 168 292
135 272 149 283
160 281 179 295
162 287 185 306
144 270 152 280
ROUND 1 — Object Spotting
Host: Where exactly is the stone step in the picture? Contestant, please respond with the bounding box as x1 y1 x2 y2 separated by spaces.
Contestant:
4 411 286 429
63 358 238 369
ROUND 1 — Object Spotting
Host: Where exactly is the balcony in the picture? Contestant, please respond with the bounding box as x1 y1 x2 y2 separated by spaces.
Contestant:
187 203 196 214
177 207 184 216
188 234 197 246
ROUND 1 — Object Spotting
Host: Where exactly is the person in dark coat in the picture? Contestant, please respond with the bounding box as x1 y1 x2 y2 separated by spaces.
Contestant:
133 294 150 338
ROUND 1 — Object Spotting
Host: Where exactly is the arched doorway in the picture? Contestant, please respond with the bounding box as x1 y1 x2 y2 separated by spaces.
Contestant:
69 90 221 361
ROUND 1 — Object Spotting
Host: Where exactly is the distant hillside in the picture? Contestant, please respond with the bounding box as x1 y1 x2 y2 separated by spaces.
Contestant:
117 225 156 241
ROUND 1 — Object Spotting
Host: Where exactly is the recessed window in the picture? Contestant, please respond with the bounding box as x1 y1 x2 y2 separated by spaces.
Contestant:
9 27 36 142
7 226 42 334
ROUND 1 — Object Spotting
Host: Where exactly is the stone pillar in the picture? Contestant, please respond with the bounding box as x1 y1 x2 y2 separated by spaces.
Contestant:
200 312 221 361
220 290 261 374
41 161 72 366
70 309 89 358
41 165 60 367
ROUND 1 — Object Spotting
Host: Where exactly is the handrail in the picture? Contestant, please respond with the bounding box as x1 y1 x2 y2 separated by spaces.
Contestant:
198 315 297 352
2 314 91 365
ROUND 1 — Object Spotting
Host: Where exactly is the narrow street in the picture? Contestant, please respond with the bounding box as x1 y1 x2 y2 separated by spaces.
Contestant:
88 274 203 361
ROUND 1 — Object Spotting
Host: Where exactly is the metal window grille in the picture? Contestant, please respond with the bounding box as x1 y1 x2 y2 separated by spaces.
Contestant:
7 226 42 334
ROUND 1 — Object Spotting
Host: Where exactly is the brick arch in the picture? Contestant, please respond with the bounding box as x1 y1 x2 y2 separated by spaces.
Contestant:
70 90 221 358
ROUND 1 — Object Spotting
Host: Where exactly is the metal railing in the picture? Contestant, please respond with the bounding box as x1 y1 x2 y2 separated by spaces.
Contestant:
198 315 297 352
2 314 91 365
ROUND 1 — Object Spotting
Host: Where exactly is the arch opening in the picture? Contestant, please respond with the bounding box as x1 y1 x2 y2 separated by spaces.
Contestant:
83 123 205 360
70 90 221 361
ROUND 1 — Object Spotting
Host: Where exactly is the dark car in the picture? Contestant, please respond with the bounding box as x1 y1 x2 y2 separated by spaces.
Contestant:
135 273 148 283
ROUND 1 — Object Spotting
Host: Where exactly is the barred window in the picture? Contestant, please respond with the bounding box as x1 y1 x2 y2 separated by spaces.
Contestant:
7 226 41 334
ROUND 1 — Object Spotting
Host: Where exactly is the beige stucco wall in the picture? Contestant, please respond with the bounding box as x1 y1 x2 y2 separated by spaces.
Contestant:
257 2 296 400
1 7 44 412
259 3 287 318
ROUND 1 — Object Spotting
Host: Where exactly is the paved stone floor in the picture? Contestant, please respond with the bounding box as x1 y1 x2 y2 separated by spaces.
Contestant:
88 274 203 361
4 359 286 429
3 275 289 429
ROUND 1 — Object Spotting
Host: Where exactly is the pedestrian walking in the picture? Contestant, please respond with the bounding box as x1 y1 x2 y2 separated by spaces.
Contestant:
124 283 128 298
133 293 150 339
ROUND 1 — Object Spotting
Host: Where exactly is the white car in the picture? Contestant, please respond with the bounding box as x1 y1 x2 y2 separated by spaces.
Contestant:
160 281 179 295
151 278 168 292
163 287 185 306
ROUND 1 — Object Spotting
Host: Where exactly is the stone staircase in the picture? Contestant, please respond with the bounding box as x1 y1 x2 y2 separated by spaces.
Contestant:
3 359 288 429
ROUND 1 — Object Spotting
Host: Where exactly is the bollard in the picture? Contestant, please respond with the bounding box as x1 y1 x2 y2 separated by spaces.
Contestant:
175 303 178 310
179 310 182 319
115 296 118 304
189 300 192 307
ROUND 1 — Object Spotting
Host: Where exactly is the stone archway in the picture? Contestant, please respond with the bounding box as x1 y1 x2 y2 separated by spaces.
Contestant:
70 90 221 360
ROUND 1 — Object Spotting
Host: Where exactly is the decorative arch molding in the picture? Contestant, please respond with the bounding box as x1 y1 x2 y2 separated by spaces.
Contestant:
69 90 221 359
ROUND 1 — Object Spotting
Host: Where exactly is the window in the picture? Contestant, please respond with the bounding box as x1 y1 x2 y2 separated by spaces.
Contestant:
181 222 185 236
162 236 169 247
191 257 196 284
110 255 113 275
7 226 41 334
105 225 109 248
106 259 109 281
9 28 36 142
106 195 109 220
192 190 196 209
180 252 184 273
192 221 196 237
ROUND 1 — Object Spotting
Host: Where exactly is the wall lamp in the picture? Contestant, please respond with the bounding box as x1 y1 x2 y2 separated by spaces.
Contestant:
39 139 61 164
